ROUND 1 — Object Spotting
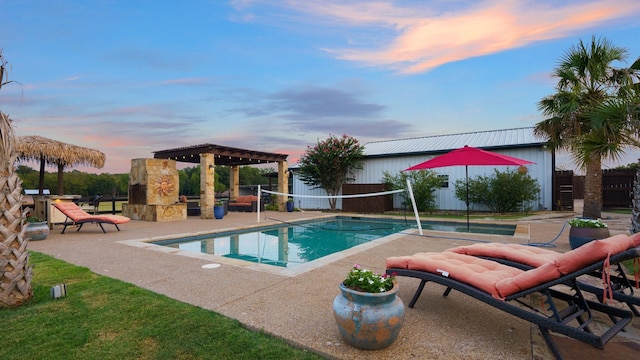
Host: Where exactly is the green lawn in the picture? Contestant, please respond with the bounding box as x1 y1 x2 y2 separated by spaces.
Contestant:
0 252 323 360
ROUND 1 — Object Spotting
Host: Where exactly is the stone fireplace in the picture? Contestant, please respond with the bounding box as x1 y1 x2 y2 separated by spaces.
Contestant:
122 158 186 222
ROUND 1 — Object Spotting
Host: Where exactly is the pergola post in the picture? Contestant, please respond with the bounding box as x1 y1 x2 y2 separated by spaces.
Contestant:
277 160 288 211
230 165 240 200
200 153 215 219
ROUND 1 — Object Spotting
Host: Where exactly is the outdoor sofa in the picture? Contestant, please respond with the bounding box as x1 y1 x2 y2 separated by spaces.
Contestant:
227 195 263 212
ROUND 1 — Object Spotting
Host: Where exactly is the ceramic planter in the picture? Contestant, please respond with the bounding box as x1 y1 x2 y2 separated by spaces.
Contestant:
568 226 610 249
332 282 405 350
25 221 50 241
214 205 225 219
286 201 294 212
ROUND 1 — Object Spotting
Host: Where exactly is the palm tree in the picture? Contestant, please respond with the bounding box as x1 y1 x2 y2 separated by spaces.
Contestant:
1 50 33 307
535 36 640 219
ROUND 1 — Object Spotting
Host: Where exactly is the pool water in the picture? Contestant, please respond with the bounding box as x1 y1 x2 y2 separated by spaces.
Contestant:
153 217 515 268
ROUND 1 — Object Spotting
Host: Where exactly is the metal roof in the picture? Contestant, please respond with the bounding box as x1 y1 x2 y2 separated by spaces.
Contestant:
363 127 546 157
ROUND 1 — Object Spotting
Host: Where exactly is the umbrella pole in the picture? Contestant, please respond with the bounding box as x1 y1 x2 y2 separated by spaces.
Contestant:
465 165 469 231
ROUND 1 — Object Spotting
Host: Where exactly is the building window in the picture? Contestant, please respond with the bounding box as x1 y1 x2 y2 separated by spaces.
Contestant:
439 175 449 188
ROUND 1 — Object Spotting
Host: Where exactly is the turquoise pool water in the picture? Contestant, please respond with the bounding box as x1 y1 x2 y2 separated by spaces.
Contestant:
153 217 515 268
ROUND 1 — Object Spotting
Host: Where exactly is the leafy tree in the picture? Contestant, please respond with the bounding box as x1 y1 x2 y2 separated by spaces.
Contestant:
454 169 540 213
382 170 441 212
534 36 640 219
614 162 639 170
298 134 365 210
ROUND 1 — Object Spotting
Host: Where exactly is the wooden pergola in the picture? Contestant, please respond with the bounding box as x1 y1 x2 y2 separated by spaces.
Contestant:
153 143 289 215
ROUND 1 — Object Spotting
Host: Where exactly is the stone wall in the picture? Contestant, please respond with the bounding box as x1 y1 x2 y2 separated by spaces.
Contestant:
122 158 187 222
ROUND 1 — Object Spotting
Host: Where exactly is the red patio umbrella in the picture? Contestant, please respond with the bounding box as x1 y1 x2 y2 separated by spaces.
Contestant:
404 145 534 230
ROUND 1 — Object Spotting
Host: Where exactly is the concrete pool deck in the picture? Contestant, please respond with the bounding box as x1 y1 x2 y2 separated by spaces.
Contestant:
28 207 640 359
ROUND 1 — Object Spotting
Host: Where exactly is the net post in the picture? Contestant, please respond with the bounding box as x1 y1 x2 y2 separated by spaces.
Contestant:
406 179 423 235
257 185 261 224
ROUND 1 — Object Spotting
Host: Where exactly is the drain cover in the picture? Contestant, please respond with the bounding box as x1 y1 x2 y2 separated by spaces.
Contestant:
202 263 221 269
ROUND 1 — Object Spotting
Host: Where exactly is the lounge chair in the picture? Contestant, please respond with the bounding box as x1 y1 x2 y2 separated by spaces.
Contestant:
53 202 130 234
386 234 640 360
447 237 640 315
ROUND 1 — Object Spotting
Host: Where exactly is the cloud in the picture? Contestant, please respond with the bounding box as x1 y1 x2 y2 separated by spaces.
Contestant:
267 86 385 119
217 83 414 153
253 0 640 74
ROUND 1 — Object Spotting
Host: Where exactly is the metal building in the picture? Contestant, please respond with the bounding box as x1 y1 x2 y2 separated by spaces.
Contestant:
291 127 553 212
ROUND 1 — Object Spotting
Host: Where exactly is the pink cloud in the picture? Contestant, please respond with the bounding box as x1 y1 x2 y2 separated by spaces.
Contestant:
291 0 640 74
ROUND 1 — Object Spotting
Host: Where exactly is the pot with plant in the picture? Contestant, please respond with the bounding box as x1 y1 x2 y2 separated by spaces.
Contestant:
332 264 405 350
286 198 294 212
213 201 225 219
568 218 610 249
25 214 49 241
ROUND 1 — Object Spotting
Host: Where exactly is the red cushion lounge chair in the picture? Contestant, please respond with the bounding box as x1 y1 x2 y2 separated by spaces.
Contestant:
53 202 130 234
447 234 640 315
386 235 640 360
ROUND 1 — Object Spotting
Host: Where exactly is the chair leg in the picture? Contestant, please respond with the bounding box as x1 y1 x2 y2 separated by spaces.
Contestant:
98 223 106 233
408 280 427 308
539 326 564 360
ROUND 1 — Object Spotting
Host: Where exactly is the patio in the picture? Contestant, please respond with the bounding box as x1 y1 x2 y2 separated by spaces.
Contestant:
28 208 640 359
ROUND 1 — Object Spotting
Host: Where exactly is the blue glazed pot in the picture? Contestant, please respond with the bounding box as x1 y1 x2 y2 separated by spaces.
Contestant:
213 205 225 219
332 282 405 350
286 201 294 212
568 227 610 249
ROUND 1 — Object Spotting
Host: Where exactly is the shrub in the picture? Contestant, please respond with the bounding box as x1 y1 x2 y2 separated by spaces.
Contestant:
454 169 540 213
382 170 441 212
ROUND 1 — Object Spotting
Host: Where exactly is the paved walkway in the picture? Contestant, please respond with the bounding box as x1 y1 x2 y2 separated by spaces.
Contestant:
28 205 640 359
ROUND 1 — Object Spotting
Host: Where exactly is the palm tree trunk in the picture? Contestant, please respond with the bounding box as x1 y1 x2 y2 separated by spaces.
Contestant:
583 155 603 219
0 112 33 307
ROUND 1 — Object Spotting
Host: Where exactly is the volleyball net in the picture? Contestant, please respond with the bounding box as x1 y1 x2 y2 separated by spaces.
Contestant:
255 180 424 235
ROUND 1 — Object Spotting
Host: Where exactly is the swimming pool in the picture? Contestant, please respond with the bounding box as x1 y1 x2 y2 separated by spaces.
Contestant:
152 217 516 269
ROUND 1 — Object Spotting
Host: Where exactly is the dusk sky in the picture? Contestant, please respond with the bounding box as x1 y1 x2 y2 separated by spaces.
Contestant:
2 1 640 174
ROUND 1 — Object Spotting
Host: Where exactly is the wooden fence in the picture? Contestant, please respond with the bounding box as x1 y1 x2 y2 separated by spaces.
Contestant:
554 169 636 210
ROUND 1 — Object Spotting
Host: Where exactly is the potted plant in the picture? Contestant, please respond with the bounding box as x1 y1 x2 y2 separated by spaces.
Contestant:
332 264 405 350
213 201 225 219
286 198 295 212
568 218 610 249
25 215 49 241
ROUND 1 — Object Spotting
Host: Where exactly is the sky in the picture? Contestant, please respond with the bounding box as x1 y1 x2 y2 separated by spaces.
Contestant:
1 0 640 174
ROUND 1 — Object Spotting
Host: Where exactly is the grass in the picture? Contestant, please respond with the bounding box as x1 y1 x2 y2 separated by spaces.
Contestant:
0 252 323 360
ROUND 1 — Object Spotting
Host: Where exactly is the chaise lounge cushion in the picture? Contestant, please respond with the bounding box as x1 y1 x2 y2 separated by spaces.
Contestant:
55 202 130 224
448 243 562 267
386 252 523 298
553 234 636 275
387 233 640 299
